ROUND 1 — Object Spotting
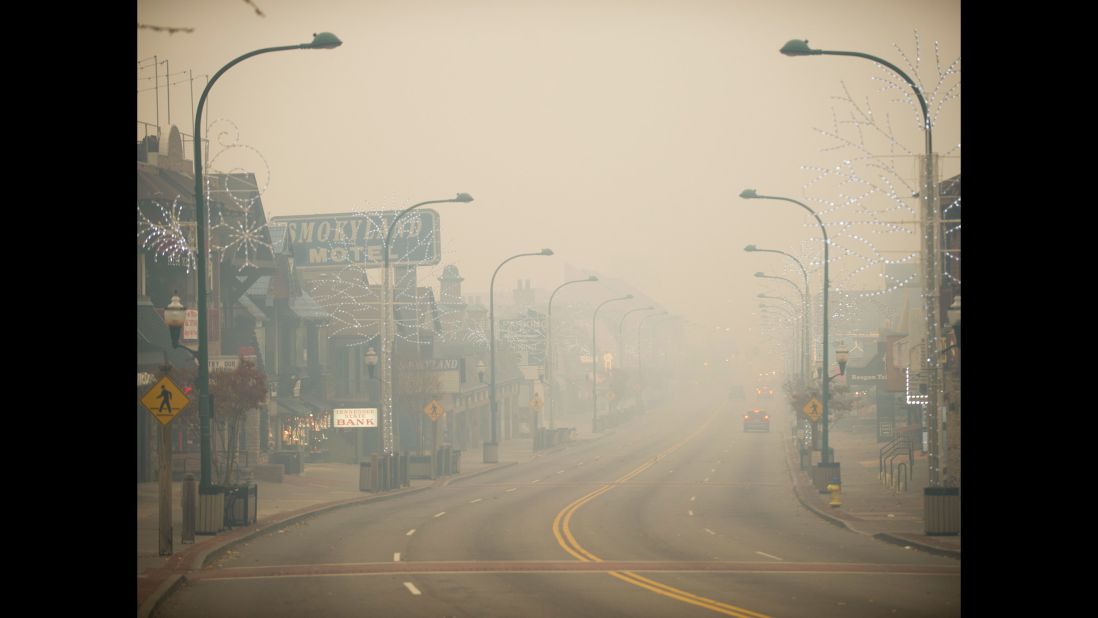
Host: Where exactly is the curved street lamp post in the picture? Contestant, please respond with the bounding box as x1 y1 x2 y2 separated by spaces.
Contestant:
754 271 808 383
192 32 342 493
635 311 668 385
779 38 944 485
546 276 599 430
741 189 836 464
618 306 654 370
380 194 473 457
485 249 554 463
592 295 632 432
746 244 812 384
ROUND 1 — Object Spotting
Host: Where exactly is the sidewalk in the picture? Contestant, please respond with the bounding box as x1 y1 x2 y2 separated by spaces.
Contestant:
136 435 575 616
782 420 961 560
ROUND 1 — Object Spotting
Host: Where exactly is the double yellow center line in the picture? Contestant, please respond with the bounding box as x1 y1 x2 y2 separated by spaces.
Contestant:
551 408 771 618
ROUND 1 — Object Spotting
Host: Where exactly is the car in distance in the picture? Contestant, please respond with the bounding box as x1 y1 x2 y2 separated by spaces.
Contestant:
743 409 770 432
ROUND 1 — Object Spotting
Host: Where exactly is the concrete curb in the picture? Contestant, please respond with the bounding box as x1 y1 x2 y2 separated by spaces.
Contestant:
193 483 435 571
137 452 555 614
137 573 186 618
873 532 961 561
779 428 960 560
138 484 431 618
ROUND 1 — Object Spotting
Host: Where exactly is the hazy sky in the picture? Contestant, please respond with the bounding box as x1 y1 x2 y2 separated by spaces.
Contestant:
137 0 960 367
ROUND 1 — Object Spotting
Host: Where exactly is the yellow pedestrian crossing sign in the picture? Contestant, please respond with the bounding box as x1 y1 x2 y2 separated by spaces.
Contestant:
424 400 445 421
803 396 823 423
140 376 191 426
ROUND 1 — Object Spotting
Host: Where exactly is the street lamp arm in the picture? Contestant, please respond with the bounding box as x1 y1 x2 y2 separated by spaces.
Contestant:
756 273 803 300
747 246 810 292
743 192 828 246
384 195 474 268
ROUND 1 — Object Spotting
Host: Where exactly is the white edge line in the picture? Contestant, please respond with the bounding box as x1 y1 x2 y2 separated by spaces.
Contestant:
755 551 783 562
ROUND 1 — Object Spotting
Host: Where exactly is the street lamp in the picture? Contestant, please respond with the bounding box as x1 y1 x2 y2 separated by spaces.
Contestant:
191 32 342 493
485 249 554 463
380 194 474 456
618 306 654 370
758 302 798 376
592 294 633 432
835 343 849 376
164 293 187 349
754 271 807 383
746 244 811 383
636 311 667 385
365 347 377 379
779 38 944 485
547 275 599 429
741 189 836 464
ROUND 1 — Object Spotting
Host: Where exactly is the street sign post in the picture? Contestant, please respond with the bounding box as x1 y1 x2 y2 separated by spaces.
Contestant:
803 396 823 423
140 376 191 426
423 400 445 421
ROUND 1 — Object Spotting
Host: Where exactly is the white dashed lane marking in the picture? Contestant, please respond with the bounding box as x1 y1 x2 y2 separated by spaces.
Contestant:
404 582 421 595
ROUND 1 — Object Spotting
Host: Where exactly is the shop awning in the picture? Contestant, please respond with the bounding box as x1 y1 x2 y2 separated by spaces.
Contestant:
276 397 313 417
300 394 332 414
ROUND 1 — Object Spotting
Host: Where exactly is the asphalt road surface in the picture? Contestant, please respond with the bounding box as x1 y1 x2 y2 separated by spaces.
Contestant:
156 387 960 617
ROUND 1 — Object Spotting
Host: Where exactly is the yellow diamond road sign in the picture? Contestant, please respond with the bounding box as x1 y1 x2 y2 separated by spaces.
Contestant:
530 392 543 412
140 376 191 426
424 400 445 421
803 396 823 423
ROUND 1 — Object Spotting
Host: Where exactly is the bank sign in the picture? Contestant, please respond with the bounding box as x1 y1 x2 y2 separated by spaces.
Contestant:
272 210 442 268
334 408 378 428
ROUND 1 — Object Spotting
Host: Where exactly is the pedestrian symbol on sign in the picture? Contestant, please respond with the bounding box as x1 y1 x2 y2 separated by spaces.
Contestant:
803 396 823 423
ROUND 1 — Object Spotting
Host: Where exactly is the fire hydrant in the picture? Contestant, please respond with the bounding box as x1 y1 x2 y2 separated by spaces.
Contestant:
827 481 842 508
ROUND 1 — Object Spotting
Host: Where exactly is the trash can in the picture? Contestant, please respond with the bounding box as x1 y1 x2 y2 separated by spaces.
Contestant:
924 487 960 535
271 450 304 475
451 449 462 474
226 483 258 527
196 488 224 534
359 459 375 492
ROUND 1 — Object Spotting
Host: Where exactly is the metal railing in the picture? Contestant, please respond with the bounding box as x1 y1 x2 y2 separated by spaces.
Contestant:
880 436 914 492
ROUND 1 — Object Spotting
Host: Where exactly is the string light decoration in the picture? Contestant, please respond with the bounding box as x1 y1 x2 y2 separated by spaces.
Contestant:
137 196 196 272
187 119 277 273
294 200 481 351
795 32 960 300
209 179 273 269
